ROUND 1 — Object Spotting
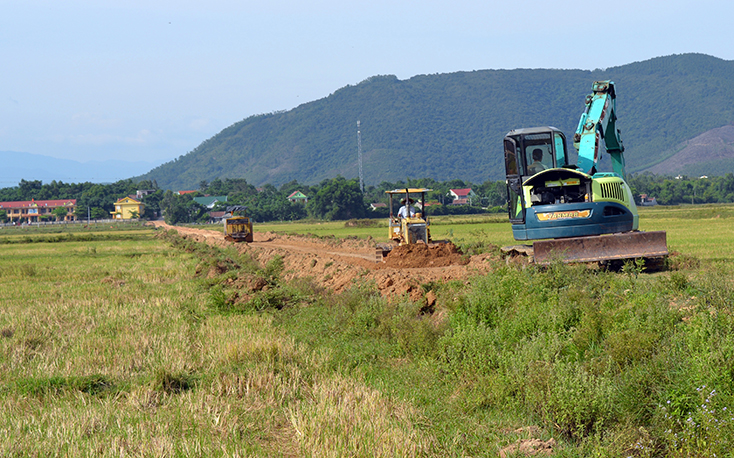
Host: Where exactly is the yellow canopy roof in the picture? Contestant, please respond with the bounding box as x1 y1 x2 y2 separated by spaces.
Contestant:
385 188 432 195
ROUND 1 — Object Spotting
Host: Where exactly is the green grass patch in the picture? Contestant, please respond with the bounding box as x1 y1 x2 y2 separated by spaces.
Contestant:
251 204 733 262
3 206 734 456
270 232 734 456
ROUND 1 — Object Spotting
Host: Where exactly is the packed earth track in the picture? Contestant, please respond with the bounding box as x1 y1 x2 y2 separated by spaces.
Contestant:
150 221 496 300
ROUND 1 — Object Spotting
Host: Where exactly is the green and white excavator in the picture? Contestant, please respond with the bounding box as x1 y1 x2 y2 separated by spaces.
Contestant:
502 80 668 265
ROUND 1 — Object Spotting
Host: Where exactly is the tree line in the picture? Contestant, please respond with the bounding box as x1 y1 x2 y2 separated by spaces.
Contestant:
2 173 733 224
192 176 508 224
628 173 734 205
0 176 507 224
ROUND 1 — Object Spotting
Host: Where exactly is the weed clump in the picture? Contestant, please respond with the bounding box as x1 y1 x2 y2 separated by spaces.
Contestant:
151 369 193 395
344 219 380 228
14 374 117 397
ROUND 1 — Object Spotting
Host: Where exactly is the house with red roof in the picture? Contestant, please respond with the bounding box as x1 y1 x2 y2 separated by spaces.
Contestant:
0 199 77 223
448 188 476 205
287 190 308 203
639 194 658 206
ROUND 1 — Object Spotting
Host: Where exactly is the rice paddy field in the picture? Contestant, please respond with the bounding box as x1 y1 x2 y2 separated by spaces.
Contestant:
1 204 734 457
254 204 734 264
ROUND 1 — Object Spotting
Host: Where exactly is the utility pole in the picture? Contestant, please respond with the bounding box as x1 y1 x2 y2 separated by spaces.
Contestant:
357 120 364 193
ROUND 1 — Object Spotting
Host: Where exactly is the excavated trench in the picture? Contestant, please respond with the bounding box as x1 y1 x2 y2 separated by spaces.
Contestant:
150 221 496 298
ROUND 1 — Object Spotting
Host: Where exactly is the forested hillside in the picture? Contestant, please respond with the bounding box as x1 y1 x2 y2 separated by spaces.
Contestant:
135 54 734 190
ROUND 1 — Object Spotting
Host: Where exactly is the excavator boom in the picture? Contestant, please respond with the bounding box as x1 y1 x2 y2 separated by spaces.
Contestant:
574 81 625 176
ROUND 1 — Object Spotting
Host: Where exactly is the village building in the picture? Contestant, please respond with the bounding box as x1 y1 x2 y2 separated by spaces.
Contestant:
111 196 145 220
639 194 658 206
448 188 476 205
207 210 227 223
287 190 308 203
193 195 228 209
0 199 77 223
136 189 156 199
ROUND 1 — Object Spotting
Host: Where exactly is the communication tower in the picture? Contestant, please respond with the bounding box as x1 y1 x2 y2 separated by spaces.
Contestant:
357 120 364 193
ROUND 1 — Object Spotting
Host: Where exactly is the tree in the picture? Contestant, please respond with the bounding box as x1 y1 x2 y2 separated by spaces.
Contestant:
307 176 367 220
52 207 68 221
476 180 507 208
91 207 108 220
0 210 7 223
141 190 164 220
160 191 207 224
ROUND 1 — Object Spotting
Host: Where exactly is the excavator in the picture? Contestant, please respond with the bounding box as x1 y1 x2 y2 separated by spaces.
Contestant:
502 80 668 266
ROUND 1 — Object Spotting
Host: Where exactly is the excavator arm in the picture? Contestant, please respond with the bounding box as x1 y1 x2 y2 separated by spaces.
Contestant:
573 81 625 176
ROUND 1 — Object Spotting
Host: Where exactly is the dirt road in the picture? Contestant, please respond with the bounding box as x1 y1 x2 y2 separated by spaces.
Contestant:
150 221 495 299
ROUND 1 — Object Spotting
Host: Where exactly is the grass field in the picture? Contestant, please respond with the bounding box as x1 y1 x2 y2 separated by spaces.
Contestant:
253 205 734 263
0 227 437 456
637 204 734 262
1 205 733 456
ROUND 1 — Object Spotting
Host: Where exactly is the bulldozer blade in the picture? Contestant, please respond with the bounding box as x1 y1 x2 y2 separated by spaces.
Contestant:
375 242 395 263
533 231 668 264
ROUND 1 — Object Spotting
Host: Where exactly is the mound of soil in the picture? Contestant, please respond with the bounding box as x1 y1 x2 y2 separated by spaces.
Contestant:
381 242 469 268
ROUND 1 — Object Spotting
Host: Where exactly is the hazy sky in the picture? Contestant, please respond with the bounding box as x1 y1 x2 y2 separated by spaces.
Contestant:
2 0 732 166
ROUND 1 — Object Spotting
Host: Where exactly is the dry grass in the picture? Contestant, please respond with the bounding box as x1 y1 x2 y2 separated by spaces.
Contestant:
0 235 438 456
289 374 435 457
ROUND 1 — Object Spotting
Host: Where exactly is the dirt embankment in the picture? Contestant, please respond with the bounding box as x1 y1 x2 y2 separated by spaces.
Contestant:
149 221 496 299
380 242 469 269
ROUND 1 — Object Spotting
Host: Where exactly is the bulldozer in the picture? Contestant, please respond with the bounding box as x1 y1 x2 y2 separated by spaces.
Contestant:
375 188 436 261
223 205 253 243
501 80 668 267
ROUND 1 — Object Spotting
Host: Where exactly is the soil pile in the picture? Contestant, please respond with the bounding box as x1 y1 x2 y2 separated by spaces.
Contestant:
382 242 469 268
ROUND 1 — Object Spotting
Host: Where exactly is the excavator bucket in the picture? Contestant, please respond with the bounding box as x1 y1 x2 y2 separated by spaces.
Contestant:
532 231 668 265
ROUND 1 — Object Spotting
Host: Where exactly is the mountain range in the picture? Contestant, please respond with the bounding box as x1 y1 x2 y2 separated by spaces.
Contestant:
0 151 161 188
136 53 734 189
14 53 734 191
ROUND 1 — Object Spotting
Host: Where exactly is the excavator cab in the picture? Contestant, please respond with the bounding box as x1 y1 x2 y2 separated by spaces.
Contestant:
504 127 569 225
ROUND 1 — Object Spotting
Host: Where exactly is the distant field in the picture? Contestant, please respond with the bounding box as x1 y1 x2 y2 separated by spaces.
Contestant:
637 204 734 262
252 204 734 263
14 204 726 262
0 221 150 243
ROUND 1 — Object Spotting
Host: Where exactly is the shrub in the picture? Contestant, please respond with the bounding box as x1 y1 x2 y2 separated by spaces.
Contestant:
659 386 734 456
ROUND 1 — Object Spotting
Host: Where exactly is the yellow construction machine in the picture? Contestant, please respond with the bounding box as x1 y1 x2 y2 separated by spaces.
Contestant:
375 188 436 261
223 205 253 243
